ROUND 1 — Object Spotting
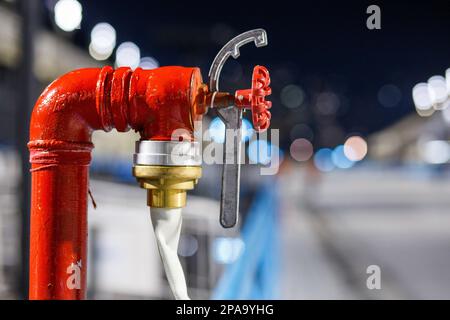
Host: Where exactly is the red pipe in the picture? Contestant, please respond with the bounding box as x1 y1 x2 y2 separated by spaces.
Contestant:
28 65 204 299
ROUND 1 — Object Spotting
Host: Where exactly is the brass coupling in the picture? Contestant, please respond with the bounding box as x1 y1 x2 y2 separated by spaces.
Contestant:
133 140 202 208
133 165 202 208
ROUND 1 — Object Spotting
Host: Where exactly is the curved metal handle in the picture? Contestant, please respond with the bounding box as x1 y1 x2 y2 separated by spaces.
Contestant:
208 29 268 92
208 29 268 228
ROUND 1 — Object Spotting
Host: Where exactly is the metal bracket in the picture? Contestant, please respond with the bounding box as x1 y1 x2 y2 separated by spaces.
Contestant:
208 29 268 228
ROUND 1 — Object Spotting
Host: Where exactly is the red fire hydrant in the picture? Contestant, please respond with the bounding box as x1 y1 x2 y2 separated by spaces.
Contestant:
28 30 271 300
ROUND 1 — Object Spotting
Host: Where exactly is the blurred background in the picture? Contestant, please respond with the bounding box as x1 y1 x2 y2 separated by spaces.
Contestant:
0 0 450 299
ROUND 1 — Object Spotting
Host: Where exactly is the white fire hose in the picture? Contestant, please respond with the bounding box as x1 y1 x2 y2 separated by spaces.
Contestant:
150 207 190 300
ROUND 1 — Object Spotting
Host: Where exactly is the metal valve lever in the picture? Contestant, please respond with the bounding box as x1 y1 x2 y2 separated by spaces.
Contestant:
208 29 270 228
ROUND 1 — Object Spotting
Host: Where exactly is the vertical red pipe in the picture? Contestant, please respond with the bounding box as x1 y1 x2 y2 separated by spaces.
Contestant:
29 144 91 299
28 66 204 299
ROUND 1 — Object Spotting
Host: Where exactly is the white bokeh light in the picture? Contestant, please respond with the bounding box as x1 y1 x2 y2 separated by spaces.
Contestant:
421 140 450 164
89 43 110 61
139 56 160 70
344 136 368 161
428 75 447 109
213 237 245 264
89 22 116 61
54 0 82 32
115 42 141 70
412 83 432 111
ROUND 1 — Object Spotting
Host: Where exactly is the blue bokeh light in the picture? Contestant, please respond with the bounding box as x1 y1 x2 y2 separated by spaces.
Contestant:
248 139 284 165
313 148 335 172
332 145 355 169
241 118 254 142
248 139 270 165
209 117 226 143
213 237 245 264
208 117 254 144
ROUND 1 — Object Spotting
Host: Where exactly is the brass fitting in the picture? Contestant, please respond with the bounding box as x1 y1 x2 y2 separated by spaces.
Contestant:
133 165 202 208
193 83 235 115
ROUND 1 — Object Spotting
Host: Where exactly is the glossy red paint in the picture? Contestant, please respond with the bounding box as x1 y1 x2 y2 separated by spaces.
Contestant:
28 66 204 300
234 65 272 132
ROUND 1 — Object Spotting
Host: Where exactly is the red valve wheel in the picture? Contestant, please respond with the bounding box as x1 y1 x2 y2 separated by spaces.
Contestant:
234 65 272 132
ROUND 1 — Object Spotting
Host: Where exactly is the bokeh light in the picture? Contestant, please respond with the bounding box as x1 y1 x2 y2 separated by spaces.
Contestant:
248 139 271 165
377 84 402 108
332 145 355 169
241 118 254 142
213 237 245 264
280 84 304 109
139 56 159 70
54 0 82 32
428 75 448 109
208 117 225 143
178 234 199 257
316 91 340 115
115 42 140 70
413 83 432 112
420 140 450 164
208 117 253 144
313 148 335 172
290 138 313 162
89 22 116 61
248 139 281 165
344 136 368 161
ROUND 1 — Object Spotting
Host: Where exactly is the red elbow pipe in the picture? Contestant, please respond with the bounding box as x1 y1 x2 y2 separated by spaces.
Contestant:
28 66 204 299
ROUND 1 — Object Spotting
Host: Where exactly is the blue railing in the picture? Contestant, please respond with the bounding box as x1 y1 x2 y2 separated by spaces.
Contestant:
213 180 280 299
